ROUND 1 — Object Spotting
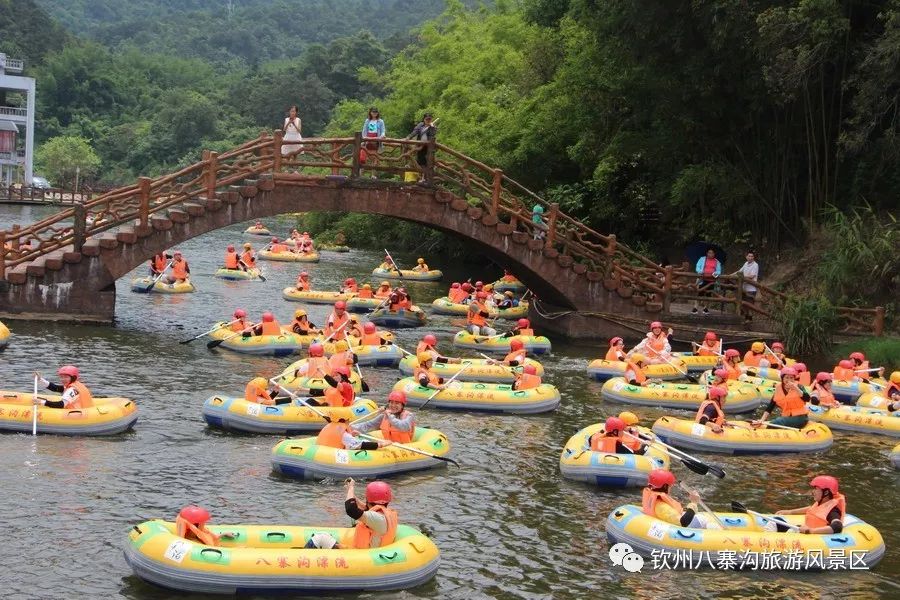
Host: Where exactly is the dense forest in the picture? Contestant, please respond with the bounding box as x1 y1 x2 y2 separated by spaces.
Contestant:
2 0 897 316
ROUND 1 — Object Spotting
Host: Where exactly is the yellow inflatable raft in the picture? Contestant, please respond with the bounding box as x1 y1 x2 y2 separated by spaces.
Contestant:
452 331 551 355
0 390 138 435
651 416 833 454
202 396 378 435
397 355 545 383
831 378 889 403
208 324 301 357
807 404 900 437
369 306 428 328
214 267 262 281
429 297 529 320
392 378 560 414
260 250 320 263
125 520 440 593
587 359 688 382
672 352 720 374
600 378 764 413
856 392 896 409
559 424 669 487
491 276 526 294
130 277 196 293
275 361 364 393
282 288 355 304
0 320 9 350
371 267 442 281
346 297 387 312
892 443 900 469
271 427 452 479
606 504 884 569
243 225 271 236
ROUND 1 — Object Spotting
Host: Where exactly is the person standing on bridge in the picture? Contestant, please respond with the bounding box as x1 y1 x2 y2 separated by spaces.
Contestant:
361 107 385 168
730 251 759 325
408 113 437 183
282 105 302 156
693 248 722 315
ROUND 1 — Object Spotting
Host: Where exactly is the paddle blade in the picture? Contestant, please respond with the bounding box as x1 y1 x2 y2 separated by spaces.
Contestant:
361 380 370 393
679 457 710 476
730 501 748 513
707 463 727 479
257 273 267 281
178 338 195 344
206 339 224 349
438 456 461 468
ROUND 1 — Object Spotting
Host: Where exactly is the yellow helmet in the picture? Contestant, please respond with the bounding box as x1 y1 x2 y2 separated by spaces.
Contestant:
891 371 900 384
619 411 640 426
362 283 371 289
416 352 433 364
484 284 493 291
504 291 514 297
349 315 360 322
250 377 268 389
335 340 349 352
380 281 390 287
630 353 646 364
751 342 765 353
293 309 307 318
243 242 252 249
417 257 425 263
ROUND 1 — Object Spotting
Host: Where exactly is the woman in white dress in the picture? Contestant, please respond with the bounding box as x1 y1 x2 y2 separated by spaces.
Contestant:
282 105 302 156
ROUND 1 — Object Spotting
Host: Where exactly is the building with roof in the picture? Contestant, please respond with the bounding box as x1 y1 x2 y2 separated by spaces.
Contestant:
0 53 36 186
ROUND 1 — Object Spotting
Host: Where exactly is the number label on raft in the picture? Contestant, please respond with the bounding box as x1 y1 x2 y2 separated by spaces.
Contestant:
335 450 349 464
246 403 261 417
869 398 884 407
612 381 625 392
691 424 707 437
164 540 192 563
647 522 668 541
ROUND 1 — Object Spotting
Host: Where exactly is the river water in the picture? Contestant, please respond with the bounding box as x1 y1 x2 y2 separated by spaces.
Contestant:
0 205 898 599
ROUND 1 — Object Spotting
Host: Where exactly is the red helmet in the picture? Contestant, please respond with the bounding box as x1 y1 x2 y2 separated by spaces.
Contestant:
849 352 865 362
57 365 79 378
461 282 473 292
650 321 662 330
815 372 833 383
476 291 488 299
839 359 853 369
309 343 324 357
605 416 625 433
523 365 537 375
809 475 839 495
363 322 376 334
451 282 460 289
344 278 355 285
509 339 524 351
423 334 437 346
793 362 807 373
262 312 274 322
725 349 740 359
714 368 728 379
335 365 350 377
780 367 797 378
271 237 279 243
299 271 309 278
227 244 235 251
517 318 530 329
233 309 247 318
708 386 727 400
178 505 211 525
704 331 717 341
366 481 393 505
772 342 785 350
334 301 346 311
610 337 624 347
648 469 676 489
388 390 407 405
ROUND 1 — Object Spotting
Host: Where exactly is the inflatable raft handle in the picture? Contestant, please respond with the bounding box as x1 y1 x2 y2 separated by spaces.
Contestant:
829 536 849 544
132 526 142 534
266 532 287 540
378 551 399 562
675 530 697 539
354 450 368 457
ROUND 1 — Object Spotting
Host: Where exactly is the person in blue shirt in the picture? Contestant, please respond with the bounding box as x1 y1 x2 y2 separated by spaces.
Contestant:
361 108 386 171
693 248 722 314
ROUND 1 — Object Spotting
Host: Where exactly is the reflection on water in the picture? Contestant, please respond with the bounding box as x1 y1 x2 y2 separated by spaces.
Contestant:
0 207 897 599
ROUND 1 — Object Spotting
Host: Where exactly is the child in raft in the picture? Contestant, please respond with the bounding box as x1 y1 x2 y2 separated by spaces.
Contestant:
642 470 715 528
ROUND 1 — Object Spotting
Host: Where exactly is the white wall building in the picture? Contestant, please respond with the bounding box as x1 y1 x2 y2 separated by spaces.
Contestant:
0 53 36 186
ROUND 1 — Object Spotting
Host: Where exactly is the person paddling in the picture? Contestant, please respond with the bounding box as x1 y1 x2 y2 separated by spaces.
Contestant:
642 470 711 528
414 353 448 391
316 418 391 450
229 309 251 333
324 301 351 341
352 390 416 443
722 349 742 380
149 251 170 276
490 338 526 367
809 372 841 408
765 476 846 534
240 243 256 270
606 337 626 361
631 321 671 364
223 245 240 270
374 281 392 299
512 364 542 390
290 309 320 335
743 342 766 367
466 291 496 336
166 251 190 284
590 416 646 454
32 365 94 409
252 312 283 336
175 506 237 547
752 367 810 429
413 257 429 272
295 271 312 291
695 386 728 433
344 480 398 548
694 331 721 356
341 278 359 294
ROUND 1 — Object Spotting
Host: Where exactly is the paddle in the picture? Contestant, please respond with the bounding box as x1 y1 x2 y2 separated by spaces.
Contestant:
382 248 406 284
238 258 266 282
418 363 473 410
752 421 800 430
180 319 239 344
137 260 172 293
691 342 724 358
31 375 38 436
730 501 800 531
323 317 351 343
625 430 726 479
478 351 521 371
645 345 699 383
207 325 255 349
353 361 370 393
677 483 729 530
763 343 785 368
268 379 331 421
356 432 460 467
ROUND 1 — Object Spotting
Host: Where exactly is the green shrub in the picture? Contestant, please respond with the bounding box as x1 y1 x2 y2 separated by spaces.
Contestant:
777 296 840 357
832 337 900 372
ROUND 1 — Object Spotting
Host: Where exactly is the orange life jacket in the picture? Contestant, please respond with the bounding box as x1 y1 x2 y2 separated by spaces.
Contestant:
240 250 256 267
448 289 468 303
175 516 220 546
271 243 289 253
343 284 359 294
648 333 667 353
358 333 379 346
813 384 839 408
326 312 350 341
414 367 440 387
375 287 392 299
380 410 415 443
358 288 374 298
66 380 94 409
804 495 846 528
642 488 683 518
415 342 436 355
832 365 855 381
303 357 332 379
316 421 350 448
743 351 763 367
260 320 282 336
467 302 488 326
296 278 311 291
224 251 239 269
518 328 534 336
152 255 167 272
606 347 625 361
352 505 398 549
292 318 314 334
390 297 411 311
172 260 188 280
230 318 249 333
724 361 741 380
322 385 345 407
697 341 719 357
590 433 619 453
515 373 542 390
244 382 273 405
626 362 647 385
329 352 352 373
773 384 809 417
696 400 725 426
798 372 811 386
503 349 526 365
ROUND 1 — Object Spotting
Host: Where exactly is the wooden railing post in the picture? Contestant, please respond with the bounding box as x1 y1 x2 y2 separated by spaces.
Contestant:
545 203 559 248
491 169 503 215
206 151 219 200
874 306 885 337
603 234 617 277
273 129 283 172
662 265 673 312
10 224 20 250
351 132 362 178
0 231 6 280
735 273 744 317
425 139 436 183
72 203 86 252
138 176 151 228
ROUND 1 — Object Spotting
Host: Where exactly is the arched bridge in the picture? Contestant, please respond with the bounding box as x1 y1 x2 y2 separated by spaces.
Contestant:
0 133 884 338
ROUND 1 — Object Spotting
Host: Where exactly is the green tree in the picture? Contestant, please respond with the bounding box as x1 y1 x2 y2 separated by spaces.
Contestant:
35 136 101 187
